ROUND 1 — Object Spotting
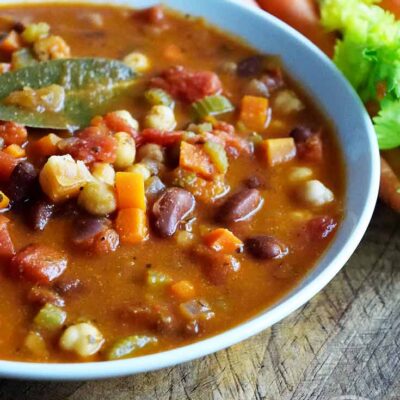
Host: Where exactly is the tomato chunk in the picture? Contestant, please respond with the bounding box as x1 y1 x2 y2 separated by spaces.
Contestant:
10 244 68 284
0 151 19 182
0 121 28 146
59 127 117 164
150 66 222 103
139 128 183 146
0 216 15 260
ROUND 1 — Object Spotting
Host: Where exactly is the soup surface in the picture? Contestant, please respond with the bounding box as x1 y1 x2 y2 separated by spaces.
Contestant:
0 3 344 362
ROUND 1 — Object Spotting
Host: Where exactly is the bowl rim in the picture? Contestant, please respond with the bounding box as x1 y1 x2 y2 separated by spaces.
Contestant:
0 0 380 380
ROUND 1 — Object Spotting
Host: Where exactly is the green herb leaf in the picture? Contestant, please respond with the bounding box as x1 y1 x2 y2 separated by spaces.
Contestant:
374 99 400 149
0 58 136 130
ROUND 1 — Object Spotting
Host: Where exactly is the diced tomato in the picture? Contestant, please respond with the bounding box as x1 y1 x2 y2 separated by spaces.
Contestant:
60 127 117 164
296 134 323 162
213 129 252 156
139 128 183 146
102 112 138 139
0 121 28 146
305 216 337 241
0 216 15 260
0 151 19 182
10 244 68 284
150 66 222 103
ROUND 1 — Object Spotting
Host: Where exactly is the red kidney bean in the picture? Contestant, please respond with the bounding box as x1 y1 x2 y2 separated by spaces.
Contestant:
237 56 264 77
152 188 195 237
71 217 109 248
27 286 65 307
29 198 54 231
245 236 287 260
217 188 262 223
6 161 37 204
290 126 315 143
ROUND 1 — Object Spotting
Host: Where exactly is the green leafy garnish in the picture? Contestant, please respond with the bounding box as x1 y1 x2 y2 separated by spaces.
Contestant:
320 0 400 149
0 58 136 130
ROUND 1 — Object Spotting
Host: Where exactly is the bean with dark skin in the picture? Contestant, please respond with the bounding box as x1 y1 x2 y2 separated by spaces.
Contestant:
28 198 54 231
53 279 83 295
237 55 264 77
71 217 109 248
245 236 288 260
290 126 315 143
27 285 65 307
152 187 195 237
6 161 37 204
243 175 266 190
217 188 262 223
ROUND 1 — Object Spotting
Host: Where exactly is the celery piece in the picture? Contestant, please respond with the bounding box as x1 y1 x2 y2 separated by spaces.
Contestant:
107 335 157 360
34 303 66 331
22 22 50 43
145 88 175 108
192 95 234 119
204 141 228 174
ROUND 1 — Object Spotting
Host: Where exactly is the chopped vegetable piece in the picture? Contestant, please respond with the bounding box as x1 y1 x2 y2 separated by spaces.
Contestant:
3 144 26 158
34 303 67 331
77 181 116 216
179 141 215 180
192 95 234 119
260 138 296 166
115 208 148 244
203 141 228 174
33 133 61 157
59 322 104 357
0 151 19 181
179 299 215 321
0 216 15 259
34 35 70 60
115 171 146 210
144 105 177 131
39 155 94 203
147 270 172 287
139 128 183 146
145 88 175 108
91 162 115 185
0 191 10 209
11 48 38 70
0 121 28 146
170 280 195 300
24 331 48 357
107 335 157 360
240 95 269 131
10 244 67 284
203 228 243 254
123 51 150 72
0 30 21 53
22 22 50 43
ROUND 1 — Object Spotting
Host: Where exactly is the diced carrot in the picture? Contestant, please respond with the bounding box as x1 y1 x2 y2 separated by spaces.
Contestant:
170 280 195 301
240 95 269 132
203 228 243 254
115 171 146 210
164 43 185 62
3 144 26 158
260 138 296 166
0 191 10 209
179 141 215 180
33 133 61 157
0 151 19 181
0 31 22 53
115 208 148 244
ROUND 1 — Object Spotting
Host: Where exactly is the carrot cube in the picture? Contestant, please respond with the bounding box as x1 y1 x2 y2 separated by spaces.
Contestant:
33 134 61 157
115 171 146 210
170 280 195 301
240 95 269 132
260 138 296 166
203 228 243 254
116 208 148 244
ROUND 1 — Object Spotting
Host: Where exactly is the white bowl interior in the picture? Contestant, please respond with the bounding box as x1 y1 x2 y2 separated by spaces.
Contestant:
0 0 380 380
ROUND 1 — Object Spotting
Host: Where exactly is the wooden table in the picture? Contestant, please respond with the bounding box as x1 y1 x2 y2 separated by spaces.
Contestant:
0 203 398 399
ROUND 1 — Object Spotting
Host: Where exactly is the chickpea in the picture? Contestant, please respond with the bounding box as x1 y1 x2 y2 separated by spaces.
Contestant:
91 163 115 185
289 167 313 182
297 180 334 206
144 105 176 131
34 35 71 60
123 52 151 73
137 143 165 163
112 110 139 131
125 163 151 181
114 132 136 170
78 181 116 216
59 322 104 357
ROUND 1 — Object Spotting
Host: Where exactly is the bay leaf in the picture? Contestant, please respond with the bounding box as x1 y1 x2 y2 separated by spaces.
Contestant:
0 58 136 130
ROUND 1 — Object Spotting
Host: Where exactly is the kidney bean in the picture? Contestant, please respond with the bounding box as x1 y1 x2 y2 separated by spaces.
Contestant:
243 175 266 190
27 286 65 307
217 188 262 223
71 217 109 248
237 56 264 77
53 279 83 295
261 70 284 92
305 216 337 241
152 188 195 237
145 176 166 203
10 244 68 284
290 126 315 143
29 198 54 231
6 161 37 204
245 236 288 260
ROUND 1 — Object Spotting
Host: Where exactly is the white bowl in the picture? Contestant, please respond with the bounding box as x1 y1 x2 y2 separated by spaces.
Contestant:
0 0 380 380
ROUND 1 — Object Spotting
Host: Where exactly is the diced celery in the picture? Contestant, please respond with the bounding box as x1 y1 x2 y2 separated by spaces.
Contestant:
192 95 234 119
34 303 66 331
107 335 157 360
147 270 172 288
11 48 38 70
203 141 228 174
22 22 50 43
145 88 175 108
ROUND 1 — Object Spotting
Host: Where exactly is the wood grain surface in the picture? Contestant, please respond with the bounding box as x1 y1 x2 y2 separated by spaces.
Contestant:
0 203 398 399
